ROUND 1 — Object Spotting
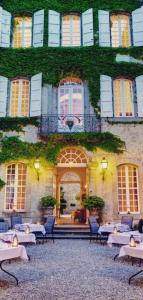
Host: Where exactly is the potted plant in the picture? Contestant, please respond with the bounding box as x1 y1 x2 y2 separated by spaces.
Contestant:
39 195 57 223
84 195 105 223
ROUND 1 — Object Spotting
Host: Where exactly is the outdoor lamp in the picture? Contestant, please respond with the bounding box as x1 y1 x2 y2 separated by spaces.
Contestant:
101 157 108 180
34 159 40 181
25 225 30 234
12 234 19 247
129 235 136 247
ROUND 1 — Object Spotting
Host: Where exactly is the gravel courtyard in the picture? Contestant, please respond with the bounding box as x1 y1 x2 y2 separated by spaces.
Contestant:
0 240 143 300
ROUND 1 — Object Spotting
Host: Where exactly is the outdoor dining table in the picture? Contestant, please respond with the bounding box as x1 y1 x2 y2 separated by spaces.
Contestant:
14 223 46 235
119 243 143 284
108 231 143 247
98 223 130 234
0 230 36 244
0 241 28 285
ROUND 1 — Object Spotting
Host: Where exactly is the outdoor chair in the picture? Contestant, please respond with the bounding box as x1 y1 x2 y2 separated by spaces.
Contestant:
0 218 5 222
138 219 143 233
11 215 23 229
88 217 100 242
44 217 55 243
121 215 133 230
0 221 9 233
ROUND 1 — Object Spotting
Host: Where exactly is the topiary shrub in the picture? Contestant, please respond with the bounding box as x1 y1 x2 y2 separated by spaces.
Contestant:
84 196 105 210
40 195 57 207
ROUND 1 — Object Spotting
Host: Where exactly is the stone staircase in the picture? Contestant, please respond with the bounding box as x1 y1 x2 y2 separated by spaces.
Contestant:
53 224 90 239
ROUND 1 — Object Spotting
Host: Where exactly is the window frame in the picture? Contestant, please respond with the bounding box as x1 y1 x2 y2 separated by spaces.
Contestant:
12 14 33 48
110 12 132 48
117 164 140 214
9 77 30 117
113 77 135 118
61 12 82 47
5 163 27 212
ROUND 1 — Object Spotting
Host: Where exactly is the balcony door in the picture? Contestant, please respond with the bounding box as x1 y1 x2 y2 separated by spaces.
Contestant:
58 77 84 132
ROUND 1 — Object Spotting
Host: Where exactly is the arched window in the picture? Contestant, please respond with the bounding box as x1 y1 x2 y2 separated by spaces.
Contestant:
111 14 131 47
10 78 30 117
58 77 84 132
13 17 32 48
117 164 139 213
62 14 81 46
5 163 27 211
113 78 134 117
58 148 87 167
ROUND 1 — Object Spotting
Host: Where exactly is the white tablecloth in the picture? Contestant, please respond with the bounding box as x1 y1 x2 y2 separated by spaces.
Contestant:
0 242 28 261
14 223 46 235
119 244 143 260
108 231 143 246
98 223 130 234
0 230 36 244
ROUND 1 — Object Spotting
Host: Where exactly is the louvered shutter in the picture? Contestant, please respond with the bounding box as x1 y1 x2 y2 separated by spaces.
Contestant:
0 76 8 117
1 8 11 47
48 10 60 47
100 75 113 117
82 8 94 46
33 10 44 47
30 73 42 117
132 7 143 46
98 10 110 47
136 75 143 117
0 7 2 45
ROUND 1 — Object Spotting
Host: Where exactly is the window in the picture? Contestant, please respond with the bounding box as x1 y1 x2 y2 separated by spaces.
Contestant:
10 79 30 117
117 165 139 213
58 77 84 132
111 14 131 47
13 17 32 48
5 163 27 211
113 79 134 117
62 14 81 46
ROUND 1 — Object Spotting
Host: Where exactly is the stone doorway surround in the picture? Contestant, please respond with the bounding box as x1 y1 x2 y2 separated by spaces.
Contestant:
53 147 89 224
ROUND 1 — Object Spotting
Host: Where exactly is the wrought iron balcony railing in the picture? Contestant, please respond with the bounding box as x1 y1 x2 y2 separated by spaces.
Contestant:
39 114 101 135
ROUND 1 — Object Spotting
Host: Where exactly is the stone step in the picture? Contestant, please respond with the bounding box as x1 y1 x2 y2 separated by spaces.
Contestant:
53 230 90 235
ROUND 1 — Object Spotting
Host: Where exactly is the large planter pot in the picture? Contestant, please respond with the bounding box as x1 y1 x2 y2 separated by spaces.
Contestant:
39 206 54 224
89 208 103 224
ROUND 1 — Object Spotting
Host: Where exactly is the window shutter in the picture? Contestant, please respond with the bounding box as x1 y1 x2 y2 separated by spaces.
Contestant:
1 8 11 48
136 75 143 117
30 73 42 117
48 10 60 47
0 7 2 44
82 8 94 46
98 10 110 47
132 7 143 46
0 76 8 117
33 10 44 47
100 75 113 117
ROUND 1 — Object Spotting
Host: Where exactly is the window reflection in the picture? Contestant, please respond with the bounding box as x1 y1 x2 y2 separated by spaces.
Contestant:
62 15 81 46
111 14 131 47
13 17 32 48
113 79 133 117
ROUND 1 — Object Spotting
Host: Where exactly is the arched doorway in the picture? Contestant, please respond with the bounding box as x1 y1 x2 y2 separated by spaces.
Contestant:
55 147 88 224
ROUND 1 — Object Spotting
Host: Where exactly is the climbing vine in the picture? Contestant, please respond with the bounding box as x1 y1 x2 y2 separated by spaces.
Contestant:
0 133 125 165
0 117 38 132
0 0 142 111
0 178 5 190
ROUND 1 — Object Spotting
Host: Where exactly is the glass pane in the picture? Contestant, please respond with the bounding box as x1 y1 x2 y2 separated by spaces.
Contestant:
13 17 32 48
113 79 133 117
111 14 131 48
62 15 81 46
10 79 30 117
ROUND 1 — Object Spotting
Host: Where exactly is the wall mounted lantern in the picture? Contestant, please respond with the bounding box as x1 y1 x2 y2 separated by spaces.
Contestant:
34 158 40 181
101 157 108 181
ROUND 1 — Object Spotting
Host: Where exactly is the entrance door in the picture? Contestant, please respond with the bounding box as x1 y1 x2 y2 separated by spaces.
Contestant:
60 182 81 215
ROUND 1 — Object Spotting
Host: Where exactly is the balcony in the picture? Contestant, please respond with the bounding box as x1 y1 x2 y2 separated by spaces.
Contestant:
39 114 101 135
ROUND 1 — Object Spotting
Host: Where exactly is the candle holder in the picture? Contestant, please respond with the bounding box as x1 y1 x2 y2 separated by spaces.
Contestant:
12 234 19 247
25 225 30 234
129 235 136 247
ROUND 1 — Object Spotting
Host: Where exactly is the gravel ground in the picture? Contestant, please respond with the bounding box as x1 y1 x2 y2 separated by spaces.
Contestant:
0 240 143 300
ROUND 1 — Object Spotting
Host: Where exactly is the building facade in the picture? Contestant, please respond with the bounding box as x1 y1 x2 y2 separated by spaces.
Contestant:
0 0 143 224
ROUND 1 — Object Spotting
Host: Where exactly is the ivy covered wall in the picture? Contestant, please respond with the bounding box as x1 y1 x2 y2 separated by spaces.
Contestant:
1 0 142 110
